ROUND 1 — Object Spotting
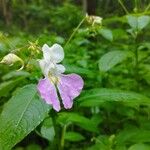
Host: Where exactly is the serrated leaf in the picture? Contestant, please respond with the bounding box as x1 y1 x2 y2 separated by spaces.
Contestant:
99 28 113 41
99 51 132 72
64 132 85 142
78 88 150 107
0 84 50 149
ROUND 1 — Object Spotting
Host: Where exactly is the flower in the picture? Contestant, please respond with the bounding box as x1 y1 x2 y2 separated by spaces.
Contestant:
37 44 84 111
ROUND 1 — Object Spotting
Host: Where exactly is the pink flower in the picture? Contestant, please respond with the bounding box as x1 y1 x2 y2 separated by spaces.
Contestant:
37 44 84 111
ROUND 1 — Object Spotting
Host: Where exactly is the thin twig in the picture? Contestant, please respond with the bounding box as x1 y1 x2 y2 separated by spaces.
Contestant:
64 16 86 48
118 0 129 14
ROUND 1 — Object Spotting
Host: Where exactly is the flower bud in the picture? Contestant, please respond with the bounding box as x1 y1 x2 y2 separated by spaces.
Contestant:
86 14 103 26
0 53 24 70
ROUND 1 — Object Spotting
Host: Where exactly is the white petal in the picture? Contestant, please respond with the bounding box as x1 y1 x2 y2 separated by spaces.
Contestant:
50 44 64 63
39 59 50 77
56 64 66 74
42 44 51 62
39 59 58 77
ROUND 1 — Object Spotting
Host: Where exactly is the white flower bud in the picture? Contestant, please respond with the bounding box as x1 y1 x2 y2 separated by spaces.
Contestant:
86 14 103 26
0 53 24 70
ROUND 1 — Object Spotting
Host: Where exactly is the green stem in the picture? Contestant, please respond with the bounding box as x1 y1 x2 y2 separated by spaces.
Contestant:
118 0 129 14
50 110 60 150
60 125 67 150
134 36 139 91
64 16 86 48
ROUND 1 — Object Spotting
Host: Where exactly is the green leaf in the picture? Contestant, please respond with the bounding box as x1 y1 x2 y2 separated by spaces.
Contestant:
0 84 50 149
0 77 25 97
65 65 94 77
138 16 150 30
98 51 132 72
128 143 150 150
64 132 85 142
126 15 138 30
2 71 30 80
26 144 41 150
78 88 150 107
126 15 150 30
40 117 55 141
57 112 98 132
99 28 113 41
116 128 150 145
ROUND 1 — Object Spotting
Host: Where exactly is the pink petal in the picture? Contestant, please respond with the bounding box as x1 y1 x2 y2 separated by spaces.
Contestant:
57 74 84 109
37 78 61 112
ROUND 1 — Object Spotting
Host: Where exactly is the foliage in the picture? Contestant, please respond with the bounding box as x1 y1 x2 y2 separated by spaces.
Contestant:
0 0 150 150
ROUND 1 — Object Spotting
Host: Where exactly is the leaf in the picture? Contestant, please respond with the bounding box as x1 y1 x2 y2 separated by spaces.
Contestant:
128 143 150 150
138 16 150 30
0 77 25 97
98 51 132 72
126 15 138 30
26 144 41 150
40 117 55 141
126 15 150 30
57 112 98 133
2 70 30 80
116 128 150 145
0 84 50 150
99 28 113 41
78 88 150 107
65 65 94 77
64 132 85 142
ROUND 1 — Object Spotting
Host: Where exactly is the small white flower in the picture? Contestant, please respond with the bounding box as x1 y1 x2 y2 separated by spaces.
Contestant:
39 44 65 78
